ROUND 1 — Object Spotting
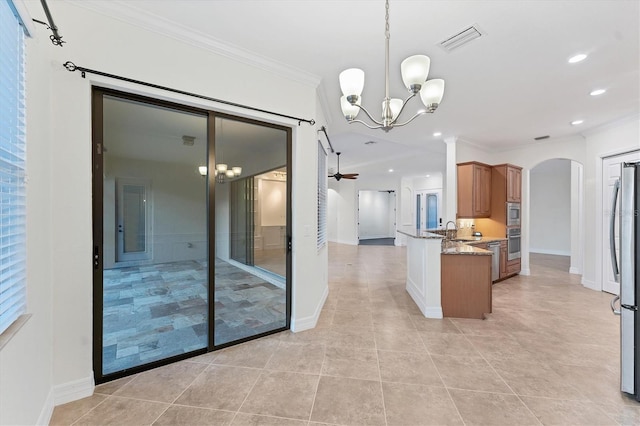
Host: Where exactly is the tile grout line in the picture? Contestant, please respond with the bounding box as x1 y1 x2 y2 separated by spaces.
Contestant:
463 330 544 425
371 274 389 426
422 323 468 426
307 335 328 424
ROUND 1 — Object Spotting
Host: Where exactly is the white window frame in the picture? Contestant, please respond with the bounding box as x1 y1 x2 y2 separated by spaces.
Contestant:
0 0 33 345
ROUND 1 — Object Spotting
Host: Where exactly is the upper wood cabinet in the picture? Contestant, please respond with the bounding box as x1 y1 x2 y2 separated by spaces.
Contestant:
457 161 492 218
506 165 522 202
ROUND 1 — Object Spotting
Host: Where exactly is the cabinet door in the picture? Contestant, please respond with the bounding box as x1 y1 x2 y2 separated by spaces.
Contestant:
507 166 522 202
499 245 507 278
457 162 491 218
472 164 492 217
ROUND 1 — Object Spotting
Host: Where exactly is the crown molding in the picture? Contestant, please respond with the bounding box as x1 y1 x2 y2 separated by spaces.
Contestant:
72 1 322 87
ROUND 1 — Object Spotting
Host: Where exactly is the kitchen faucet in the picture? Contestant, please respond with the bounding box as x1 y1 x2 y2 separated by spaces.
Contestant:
445 221 458 241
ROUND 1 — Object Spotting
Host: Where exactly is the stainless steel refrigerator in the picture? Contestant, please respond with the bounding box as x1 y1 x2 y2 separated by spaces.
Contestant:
610 161 640 400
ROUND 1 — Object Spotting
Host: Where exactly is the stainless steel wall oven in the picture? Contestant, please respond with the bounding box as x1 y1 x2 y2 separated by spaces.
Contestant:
507 227 521 260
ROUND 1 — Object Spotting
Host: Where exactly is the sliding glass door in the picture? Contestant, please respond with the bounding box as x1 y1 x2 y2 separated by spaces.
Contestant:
213 116 290 346
92 89 291 382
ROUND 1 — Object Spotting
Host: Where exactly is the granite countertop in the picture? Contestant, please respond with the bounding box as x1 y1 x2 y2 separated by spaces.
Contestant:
453 236 507 244
397 229 444 240
441 241 492 256
440 235 507 255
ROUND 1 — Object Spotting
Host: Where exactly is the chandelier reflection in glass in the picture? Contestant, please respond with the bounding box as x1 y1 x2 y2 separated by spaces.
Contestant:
339 0 445 132
197 164 242 184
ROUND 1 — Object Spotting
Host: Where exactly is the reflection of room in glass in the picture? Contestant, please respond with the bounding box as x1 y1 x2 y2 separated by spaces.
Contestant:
213 116 289 346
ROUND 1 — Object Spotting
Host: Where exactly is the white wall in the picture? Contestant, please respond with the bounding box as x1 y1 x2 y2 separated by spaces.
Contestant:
358 191 395 240
327 179 358 245
103 156 208 268
0 2 327 423
530 159 571 255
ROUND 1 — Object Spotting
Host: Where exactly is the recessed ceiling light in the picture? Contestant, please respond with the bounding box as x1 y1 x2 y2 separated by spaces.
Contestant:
590 89 606 96
388 169 394 173
433 132 442 137
568 53 587 64
426 174 431 178
571 120 584 126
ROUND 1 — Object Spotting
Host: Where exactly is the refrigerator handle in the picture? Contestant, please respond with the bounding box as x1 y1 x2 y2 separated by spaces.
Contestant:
610 295 621 315
609 179 620 283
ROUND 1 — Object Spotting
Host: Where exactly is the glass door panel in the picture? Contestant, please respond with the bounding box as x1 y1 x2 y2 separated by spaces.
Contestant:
98 93 208 377
214 117 289 346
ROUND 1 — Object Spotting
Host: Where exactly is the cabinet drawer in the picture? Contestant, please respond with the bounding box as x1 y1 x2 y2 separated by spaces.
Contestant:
506 258 521 274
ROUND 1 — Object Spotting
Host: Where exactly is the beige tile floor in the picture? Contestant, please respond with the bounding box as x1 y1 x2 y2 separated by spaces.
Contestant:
51 244 640 425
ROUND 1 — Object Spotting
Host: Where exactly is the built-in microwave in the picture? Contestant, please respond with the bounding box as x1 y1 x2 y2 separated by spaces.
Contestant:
506 202 521 227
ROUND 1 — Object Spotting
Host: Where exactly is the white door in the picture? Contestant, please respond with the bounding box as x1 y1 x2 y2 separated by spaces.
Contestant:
116 178 152 263
602 150 639 294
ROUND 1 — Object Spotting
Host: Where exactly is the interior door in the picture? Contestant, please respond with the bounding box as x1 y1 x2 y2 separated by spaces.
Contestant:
116 178 151 262
603 150 640 294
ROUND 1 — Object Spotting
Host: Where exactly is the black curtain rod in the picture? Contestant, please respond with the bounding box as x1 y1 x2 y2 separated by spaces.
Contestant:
63 61 316 127
318 126 335 153
33 0 64 46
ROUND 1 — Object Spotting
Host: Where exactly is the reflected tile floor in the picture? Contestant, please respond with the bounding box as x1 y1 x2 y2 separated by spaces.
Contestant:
54 246 640 425
102 258 286 374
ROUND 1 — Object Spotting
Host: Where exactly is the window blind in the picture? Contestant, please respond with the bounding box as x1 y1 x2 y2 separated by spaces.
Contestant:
0 0 27 335
317 142 327 250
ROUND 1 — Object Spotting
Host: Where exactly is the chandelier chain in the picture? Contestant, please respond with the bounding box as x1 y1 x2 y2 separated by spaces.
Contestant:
338 0 445 131
385 0 390 40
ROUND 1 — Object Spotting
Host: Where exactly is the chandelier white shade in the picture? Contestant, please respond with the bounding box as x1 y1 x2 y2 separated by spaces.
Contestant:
338 0 445 132
198 164 242 182
400 55 430 93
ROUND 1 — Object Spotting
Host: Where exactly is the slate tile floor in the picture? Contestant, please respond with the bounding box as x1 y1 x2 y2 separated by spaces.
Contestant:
53 245 640 425
102 258 286 374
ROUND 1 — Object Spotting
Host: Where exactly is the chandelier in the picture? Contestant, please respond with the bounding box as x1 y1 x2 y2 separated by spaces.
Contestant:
339 0 445 132
198 164 242 184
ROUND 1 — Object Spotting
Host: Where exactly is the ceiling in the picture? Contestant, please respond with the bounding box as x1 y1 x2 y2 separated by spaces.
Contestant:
81 0 640 180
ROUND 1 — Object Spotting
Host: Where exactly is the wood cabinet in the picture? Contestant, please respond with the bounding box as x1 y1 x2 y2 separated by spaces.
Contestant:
506 165 522 202
457 162 492 218
506 258 521 275
441 253 492 319
499 241 508 279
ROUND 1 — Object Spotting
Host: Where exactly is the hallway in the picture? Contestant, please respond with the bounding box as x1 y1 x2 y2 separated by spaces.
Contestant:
51 245 638 425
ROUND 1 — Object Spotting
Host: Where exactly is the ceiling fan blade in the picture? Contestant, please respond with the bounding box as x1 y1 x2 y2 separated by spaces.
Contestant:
342 176 358 179
341 173 359 178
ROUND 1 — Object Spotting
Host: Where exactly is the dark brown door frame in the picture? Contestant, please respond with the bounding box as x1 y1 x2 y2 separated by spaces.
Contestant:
91 87 292 384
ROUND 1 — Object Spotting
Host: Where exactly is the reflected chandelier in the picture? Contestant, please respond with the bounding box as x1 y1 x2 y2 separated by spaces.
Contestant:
339 0 445 132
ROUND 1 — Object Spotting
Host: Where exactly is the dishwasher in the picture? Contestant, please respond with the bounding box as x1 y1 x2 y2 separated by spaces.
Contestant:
487 242 500 282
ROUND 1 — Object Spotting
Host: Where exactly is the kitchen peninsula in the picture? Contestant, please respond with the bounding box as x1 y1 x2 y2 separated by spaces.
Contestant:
398 229 494 319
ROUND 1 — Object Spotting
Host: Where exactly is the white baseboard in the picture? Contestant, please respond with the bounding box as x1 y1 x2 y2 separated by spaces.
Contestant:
569 266 582 275
405 279 442 319
329 238 358 246
582 278 599 291
53 374 95 406
36 388 55 426
529 248 571 256
290 284 328 332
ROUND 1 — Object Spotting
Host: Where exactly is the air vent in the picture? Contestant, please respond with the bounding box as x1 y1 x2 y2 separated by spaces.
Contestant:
182 135 195 146
534 135 550 141
439 25 484 52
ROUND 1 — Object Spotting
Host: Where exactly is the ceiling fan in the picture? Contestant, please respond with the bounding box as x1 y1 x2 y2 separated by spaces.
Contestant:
328 152 359 181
